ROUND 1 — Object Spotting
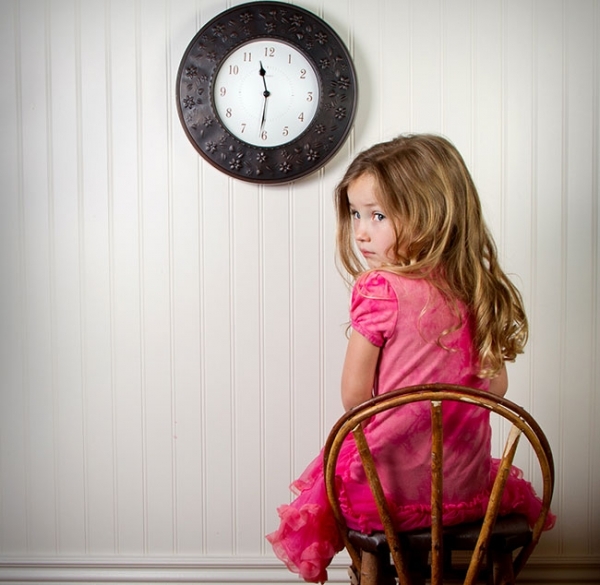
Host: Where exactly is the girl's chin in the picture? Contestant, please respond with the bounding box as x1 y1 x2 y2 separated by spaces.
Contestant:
365 259 383 269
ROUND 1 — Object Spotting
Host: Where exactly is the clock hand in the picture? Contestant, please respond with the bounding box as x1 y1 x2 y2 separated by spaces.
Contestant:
260 97 269 133
259 62 271 133
259 61 270 95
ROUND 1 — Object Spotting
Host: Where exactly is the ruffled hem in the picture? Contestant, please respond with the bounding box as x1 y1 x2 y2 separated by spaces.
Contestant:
267 460 555 583
266 501 343 583
339 460 555 534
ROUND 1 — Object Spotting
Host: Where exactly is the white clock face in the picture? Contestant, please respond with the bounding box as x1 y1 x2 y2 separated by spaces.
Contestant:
213 39 320 148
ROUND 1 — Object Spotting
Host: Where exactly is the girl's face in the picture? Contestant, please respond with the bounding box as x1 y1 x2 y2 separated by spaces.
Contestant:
347 174 398 269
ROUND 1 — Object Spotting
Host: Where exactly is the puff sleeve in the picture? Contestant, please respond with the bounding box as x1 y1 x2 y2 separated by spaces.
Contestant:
350 271 398 347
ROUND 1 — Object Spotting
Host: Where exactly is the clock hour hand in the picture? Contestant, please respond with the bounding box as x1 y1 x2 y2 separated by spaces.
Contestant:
259 61 270 94
259 62 271 133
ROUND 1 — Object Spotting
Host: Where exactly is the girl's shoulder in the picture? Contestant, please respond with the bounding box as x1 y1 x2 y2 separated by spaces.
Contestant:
354 270 431 300
354 270 395 298
351 271 401 345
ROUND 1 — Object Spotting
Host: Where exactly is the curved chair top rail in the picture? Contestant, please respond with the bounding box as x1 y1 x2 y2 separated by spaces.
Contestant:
324 384 554 490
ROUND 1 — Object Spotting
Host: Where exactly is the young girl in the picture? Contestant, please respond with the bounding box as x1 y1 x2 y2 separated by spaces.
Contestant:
266 134 555 583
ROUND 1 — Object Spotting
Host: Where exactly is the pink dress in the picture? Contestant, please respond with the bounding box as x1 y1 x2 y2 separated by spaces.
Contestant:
266 272 555 583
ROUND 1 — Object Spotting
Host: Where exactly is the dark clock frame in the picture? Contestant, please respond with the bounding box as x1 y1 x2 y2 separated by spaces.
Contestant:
176 1 358 184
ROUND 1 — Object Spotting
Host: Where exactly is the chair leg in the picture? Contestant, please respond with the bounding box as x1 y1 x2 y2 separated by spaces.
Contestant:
408 550 428 585
491 550 515 585
380 553 398 585
359 551 379 585
486 554 494 585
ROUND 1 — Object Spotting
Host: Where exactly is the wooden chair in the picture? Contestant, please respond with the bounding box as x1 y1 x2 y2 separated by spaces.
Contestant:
323 384 554 585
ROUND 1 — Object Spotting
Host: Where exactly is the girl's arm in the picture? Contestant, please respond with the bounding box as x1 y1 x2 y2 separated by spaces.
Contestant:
488 363 508 397
341 330 381 411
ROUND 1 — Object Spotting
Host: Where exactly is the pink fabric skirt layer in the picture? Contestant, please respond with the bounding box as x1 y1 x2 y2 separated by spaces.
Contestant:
266 455 555 584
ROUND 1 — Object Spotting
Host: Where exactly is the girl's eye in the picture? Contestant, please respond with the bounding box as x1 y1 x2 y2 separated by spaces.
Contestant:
373 212 386 221
351 210 360 220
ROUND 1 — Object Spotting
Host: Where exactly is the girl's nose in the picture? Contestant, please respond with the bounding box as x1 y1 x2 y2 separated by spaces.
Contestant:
354 221 369 242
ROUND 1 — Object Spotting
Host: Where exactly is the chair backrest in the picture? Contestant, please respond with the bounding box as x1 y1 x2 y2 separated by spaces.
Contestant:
323 384 554 585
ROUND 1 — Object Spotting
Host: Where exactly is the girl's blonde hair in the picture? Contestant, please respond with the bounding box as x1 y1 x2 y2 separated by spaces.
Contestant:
335 134 528 378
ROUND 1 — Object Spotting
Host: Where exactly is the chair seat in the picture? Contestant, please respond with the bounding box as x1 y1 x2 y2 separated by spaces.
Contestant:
347 513 532 555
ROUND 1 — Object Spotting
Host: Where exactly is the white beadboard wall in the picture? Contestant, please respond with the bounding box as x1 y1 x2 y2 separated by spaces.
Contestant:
0 0 599 583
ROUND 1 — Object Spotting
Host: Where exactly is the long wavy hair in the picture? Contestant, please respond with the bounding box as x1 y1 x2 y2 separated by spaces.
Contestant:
335 134 528 378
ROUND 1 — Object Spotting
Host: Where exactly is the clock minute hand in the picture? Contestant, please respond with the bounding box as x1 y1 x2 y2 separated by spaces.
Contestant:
260 98 269 133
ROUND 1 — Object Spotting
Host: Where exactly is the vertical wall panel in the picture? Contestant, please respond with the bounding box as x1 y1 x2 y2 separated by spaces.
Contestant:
201 167 234 555
291 182 326 476
78 0 117 556
143 0 177 554
380 0 411 139
262 184 293 529
442 0 474 154
0 0 28 556
350 0 382 144
169 0 205 556
19 0 57 555
108 0 145 554
592 1 600 558
561 0 597 557
503 0 535 407
410 0 443 131
0 0 599 575
529 0 565 557
472 0 504 237
231 181 262 554
48 0 87 555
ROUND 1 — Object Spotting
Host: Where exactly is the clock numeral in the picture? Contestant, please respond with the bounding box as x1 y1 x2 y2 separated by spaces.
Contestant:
241 123 247 134
243 52 252 62
261 130 268 141
298 112 305 123
229 65 239 75
300 69 307 79
226 108 233 118
307 91 313 102
264 46 275 57
288 54 292 64
219 87 227 97
282 126 289 137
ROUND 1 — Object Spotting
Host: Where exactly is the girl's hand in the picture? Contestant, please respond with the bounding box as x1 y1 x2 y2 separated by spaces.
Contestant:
341 330 381 411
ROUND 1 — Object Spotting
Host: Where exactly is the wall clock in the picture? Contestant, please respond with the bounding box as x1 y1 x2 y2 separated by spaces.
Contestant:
176 1 358 184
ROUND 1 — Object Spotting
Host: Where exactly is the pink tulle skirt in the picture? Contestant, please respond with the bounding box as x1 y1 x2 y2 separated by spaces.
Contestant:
266 457 555 584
